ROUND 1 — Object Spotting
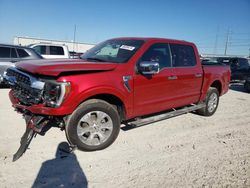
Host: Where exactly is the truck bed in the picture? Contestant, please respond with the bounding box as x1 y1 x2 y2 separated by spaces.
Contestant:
201 64 231 99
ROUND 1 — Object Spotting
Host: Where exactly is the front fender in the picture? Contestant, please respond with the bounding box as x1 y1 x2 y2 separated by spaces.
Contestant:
70 85 133 119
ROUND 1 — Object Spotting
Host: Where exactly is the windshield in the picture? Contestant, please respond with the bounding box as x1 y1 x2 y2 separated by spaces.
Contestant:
80 39 144 63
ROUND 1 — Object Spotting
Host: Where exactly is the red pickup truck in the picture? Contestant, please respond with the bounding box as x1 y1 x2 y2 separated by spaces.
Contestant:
3 37 230 161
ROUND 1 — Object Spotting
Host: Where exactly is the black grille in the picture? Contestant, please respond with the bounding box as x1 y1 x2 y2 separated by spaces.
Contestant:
6 68 43 106
6 68 31 85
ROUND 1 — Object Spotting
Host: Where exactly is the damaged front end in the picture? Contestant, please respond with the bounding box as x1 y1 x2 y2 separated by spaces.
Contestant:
3 67 70 161
13 115 47 162
13 114 64 161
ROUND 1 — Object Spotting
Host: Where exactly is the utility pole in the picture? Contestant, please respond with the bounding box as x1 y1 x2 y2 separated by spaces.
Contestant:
224 28 230 55
213 27 219 55
73 24 76 52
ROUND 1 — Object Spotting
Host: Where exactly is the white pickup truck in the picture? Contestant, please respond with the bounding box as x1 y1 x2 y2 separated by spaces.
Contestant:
29 43 70 59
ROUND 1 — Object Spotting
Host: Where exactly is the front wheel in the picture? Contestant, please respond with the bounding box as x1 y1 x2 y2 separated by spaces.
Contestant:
197 87 219 116
65 99 120 151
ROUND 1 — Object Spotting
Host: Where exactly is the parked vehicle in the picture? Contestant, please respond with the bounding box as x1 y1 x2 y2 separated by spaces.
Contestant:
244 77 250 92
69 51 83 59
29 43 70 59
217 57 250 81
0 44 43 85
3 37 230 161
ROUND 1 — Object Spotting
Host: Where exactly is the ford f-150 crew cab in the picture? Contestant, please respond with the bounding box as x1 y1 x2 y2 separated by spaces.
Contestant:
3 37 230 161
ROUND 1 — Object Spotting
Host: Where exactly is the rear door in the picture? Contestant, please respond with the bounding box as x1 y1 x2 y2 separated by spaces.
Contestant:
169 44 203 107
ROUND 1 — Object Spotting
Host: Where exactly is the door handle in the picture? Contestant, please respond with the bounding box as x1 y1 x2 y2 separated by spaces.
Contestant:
168 76 177 80
195 73 202 78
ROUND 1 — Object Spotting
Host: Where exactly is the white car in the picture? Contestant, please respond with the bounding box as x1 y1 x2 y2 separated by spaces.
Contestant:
29 43 70 59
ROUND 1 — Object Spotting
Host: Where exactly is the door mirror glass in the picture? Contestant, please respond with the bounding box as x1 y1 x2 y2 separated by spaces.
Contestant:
138 61 160 75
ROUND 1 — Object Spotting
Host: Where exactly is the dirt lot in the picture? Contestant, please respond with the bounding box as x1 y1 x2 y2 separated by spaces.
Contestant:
0 86 249 188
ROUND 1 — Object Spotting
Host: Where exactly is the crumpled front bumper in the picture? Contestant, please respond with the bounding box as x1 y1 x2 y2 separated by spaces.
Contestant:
9 90 73 116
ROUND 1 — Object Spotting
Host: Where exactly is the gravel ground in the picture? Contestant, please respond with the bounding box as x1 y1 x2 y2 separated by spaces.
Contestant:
0 86 249 188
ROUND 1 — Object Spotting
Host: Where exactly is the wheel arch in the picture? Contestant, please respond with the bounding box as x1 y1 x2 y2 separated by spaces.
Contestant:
73 86 129 122
210 80 222 95
86 94 127 122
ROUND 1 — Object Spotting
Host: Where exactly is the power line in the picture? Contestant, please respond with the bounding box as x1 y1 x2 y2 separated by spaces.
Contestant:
231 32 250 35
194 28 250 55
230 38 250 40
229 44 250 47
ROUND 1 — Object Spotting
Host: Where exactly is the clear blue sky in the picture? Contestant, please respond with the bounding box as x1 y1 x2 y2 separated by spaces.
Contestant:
0 0 250 55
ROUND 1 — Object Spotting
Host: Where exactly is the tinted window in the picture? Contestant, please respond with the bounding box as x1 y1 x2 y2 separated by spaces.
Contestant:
231 59 249 70
33 45 46 55
201 58 219 65
140 43 171 69
17 48 29 58
238 59 249 70
217 58 230 65
0 47 11 58
170 44 196 67
11 48 18 58
50 46 64 55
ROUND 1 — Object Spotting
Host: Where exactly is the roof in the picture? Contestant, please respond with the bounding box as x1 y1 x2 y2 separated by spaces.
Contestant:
110 37 194 45
0 43 32 49
28 43 67 47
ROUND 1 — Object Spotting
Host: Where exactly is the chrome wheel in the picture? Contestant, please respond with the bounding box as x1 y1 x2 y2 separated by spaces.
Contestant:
77 111 113 146
207 93 218 113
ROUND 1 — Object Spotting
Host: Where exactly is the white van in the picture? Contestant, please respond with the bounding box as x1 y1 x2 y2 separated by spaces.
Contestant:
29 43 70 59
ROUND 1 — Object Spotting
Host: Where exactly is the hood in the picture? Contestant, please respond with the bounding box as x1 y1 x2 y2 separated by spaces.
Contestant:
15 59 118 76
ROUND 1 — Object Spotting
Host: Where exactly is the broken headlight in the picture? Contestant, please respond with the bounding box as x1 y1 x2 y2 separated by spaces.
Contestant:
43 81 71 108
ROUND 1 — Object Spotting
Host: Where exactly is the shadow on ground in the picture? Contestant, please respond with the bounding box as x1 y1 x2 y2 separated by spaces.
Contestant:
32 142 88 188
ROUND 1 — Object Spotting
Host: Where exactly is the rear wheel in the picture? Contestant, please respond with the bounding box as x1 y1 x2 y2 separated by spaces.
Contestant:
65 99 120 151
244 80 250 93
197 87 219 116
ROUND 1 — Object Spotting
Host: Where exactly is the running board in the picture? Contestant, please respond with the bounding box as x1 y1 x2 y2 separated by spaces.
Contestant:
123 103 205 129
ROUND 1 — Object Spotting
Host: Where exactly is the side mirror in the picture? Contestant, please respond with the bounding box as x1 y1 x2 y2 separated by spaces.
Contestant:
138 61 160 75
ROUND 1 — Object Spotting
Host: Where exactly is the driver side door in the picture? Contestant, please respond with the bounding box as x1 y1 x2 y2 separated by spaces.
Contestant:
133 43 176 117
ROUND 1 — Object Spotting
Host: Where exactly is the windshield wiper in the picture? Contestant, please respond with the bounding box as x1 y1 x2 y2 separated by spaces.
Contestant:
85 57 106 62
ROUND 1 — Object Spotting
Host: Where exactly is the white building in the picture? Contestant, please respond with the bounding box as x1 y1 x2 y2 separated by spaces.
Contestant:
14 36 95 53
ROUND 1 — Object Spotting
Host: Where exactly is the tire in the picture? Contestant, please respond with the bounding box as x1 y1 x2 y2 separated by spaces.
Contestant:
65 99 120 151
196 87 219 116
244 81 250 93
